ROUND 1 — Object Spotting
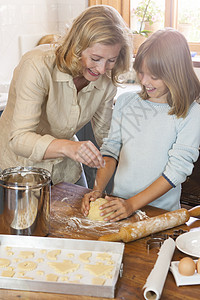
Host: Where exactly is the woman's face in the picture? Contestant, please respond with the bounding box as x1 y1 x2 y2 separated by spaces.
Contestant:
81 43 121 81
138 61 168 103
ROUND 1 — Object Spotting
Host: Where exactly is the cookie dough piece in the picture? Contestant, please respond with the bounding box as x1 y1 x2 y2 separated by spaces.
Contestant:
88 198 114 221
79 252 92 263
85 263 114 276
0 258 10 268
47 249 61 260
19 251 34 259
96 253 112 261
18 276 34 280
48 260 79 274
1 270 15 277
46 274 58 282
18 261 37 271
37 270 44 276
92 277 105 285
66 253 74 258
60 276 69 282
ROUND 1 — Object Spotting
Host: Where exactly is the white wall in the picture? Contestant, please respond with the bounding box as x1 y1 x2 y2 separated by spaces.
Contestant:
0 0 88 85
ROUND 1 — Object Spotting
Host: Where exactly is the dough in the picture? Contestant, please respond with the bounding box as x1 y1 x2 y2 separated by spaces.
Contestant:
88 198 114 221
96 253 111 261
79 252 92 263
1 270 15 277
46 274 58 281
48 260 80 274
60 276 69 281
19 251 34 259
0 258 10 268
37 258 44 263
18 261 37 271
85 263 114 276
37 270 44 276
47 249 61 260
92 277 105 285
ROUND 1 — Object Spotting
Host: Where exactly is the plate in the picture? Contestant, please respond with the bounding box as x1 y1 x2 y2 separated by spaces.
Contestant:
176 231 200 257
170 260 200 286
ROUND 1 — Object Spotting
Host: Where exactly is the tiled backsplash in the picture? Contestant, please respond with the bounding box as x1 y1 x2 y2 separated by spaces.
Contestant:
0 0 87 84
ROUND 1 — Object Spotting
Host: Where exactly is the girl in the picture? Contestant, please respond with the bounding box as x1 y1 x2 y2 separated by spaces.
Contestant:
81 28 200 221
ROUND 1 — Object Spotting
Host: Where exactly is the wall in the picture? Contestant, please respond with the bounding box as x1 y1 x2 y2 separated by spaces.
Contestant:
0 0 88 85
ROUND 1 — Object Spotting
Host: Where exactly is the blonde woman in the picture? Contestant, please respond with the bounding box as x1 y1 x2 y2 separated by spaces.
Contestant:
82 28 200 220
0 5 132 186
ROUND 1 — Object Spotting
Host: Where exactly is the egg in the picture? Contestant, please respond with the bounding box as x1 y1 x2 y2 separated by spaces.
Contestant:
196 258 200 274
178 257 196 276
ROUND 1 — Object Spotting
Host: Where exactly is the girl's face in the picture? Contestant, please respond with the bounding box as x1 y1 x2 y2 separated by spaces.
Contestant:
138 61 168 103
81 43 121 81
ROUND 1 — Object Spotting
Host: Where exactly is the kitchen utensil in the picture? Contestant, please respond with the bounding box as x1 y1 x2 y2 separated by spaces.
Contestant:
98 206 200 243
0 166 51 236
175 230 200 257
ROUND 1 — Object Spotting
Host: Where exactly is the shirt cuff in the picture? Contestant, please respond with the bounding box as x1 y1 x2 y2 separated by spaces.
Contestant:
29 134 55 162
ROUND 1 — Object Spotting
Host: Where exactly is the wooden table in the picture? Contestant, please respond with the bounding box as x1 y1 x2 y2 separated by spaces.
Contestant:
1 182 200 300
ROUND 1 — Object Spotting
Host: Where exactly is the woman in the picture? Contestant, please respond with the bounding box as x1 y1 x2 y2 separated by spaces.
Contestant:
0 5 132 185
81 28 200 220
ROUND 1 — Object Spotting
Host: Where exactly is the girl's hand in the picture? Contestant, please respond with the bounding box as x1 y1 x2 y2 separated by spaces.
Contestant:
99 196 134 222
81 190 102 217
72 140 105 168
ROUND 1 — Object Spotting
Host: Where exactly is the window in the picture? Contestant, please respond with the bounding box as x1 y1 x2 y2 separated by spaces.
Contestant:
89 0 200 55
131 0 200 54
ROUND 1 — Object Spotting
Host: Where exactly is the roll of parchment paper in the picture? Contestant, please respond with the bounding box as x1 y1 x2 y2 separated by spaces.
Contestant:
143 237 175 300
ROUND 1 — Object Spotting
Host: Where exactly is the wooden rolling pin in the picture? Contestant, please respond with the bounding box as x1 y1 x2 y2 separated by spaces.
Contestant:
98 206 200 243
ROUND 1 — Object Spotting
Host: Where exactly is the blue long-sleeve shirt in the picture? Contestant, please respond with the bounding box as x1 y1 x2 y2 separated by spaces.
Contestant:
101 92 200 211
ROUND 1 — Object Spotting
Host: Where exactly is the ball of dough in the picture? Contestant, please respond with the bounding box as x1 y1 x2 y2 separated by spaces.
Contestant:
88 198 113 222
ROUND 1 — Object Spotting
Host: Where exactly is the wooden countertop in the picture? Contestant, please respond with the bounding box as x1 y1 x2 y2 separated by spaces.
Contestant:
0 182 200 299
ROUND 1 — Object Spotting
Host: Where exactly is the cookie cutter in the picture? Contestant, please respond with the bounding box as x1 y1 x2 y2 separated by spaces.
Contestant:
146 230 188 251
146 237 166 251
168 229 188 240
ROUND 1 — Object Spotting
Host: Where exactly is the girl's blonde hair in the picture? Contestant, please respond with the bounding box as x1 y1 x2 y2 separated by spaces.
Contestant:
55 5 132 85
134 28 200 118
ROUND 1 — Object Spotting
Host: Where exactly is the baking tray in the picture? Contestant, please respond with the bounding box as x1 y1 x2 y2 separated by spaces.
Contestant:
0 235 124 298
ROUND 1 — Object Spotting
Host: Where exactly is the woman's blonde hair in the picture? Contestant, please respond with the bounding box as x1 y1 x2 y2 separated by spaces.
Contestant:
55 5 132 85
134 28 200 118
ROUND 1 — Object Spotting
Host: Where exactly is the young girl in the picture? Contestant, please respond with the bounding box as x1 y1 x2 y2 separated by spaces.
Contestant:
81 28 200 222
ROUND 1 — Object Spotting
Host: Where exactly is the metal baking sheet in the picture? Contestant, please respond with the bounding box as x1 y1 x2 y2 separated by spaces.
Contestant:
0 235 124 298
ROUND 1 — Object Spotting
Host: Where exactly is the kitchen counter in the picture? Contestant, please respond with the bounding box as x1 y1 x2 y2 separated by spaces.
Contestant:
0 182 199 299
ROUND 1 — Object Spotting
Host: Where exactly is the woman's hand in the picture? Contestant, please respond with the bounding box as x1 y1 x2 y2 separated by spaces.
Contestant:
44 139 105 169
99 196 135 222
71 140 105 168
81 190 102 217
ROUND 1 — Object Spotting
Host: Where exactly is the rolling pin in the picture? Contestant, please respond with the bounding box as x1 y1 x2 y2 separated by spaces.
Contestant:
98 206 200 243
